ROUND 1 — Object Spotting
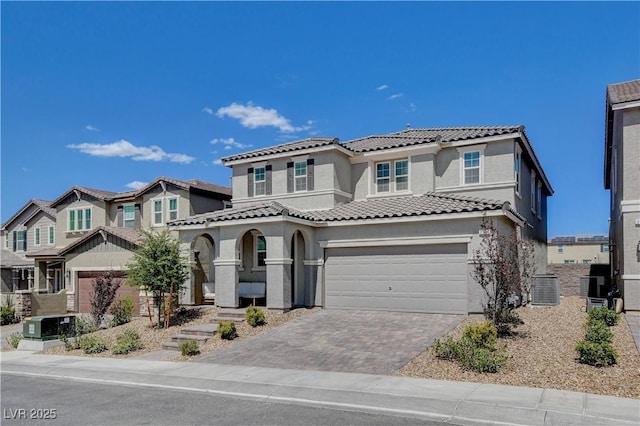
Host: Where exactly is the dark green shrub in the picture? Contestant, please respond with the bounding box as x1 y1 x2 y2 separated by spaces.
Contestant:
218 321 237 340
178 340 200 356
585 319 613 344
463 346 509 373
246 306 265 327
112 329 144 355
462 321 497 350
6 332 22 349
588 308 619 326
1 306 18 325
78 335 109 354
75 316 98 335
433 336 462 361
109 296 135 327
576 340 618 367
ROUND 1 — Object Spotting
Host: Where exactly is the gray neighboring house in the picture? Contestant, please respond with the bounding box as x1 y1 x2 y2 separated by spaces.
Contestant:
605 79 640 312
1 199 58 294
172 126 553 314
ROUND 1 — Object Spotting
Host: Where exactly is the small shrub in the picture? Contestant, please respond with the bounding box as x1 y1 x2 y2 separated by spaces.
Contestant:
6 332 22 349
112 329 144 355
246 306 265 327
433 336 462 361
588 308 619 326
218 321 237 340
109 296 135 327
1 306 18 325
585 319 613 344
463 346 509 373
576 340 618 367
75 315 98 335
462 321 497 350
78 335 109 354
178 340 200 356
60 334 80 351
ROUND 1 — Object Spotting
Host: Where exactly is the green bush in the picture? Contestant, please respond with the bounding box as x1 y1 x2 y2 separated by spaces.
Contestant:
109 296 135 327
75 315 98 335
218 321 238 340
463 346 509 373
6 332 22 349
462 321 497 350
178 340 200 356
433 336 462 361
588 308 619 326
1 306 18 325
112 329 144 355
245 306 265 327
576 340 618 367
78 335 109 354
585 319 613 344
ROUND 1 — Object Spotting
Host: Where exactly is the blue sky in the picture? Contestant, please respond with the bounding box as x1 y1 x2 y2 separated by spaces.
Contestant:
1 2 638 237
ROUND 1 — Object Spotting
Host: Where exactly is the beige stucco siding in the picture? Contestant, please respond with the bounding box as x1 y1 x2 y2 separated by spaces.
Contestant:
622 109 640 201
28 214 56 251
56 199 107 248
141 188 190 228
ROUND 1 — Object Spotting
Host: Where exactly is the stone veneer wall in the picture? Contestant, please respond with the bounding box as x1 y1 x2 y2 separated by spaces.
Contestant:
14 290 32 320
546 264 611 297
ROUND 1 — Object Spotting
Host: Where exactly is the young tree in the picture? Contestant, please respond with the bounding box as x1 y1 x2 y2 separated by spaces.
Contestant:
472 218 536 334
90 271 122 327
125 229 190 328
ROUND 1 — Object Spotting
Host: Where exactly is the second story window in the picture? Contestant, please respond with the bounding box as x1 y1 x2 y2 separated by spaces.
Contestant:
68 207 91 231
168 198 178 221
123 204 136 228
376 162 391 192
34 228 41 246
530 172 537 213
600 243 609 252
294 161 307 192
514 149 521 194
463 151 480 184
14 229 26 252
254 166 266 196
153 200 163 225
395 160 409 191
48 225 55 245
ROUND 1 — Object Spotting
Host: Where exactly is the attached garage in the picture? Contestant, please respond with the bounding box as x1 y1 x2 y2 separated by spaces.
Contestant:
77 271 141 314
324 244 468 314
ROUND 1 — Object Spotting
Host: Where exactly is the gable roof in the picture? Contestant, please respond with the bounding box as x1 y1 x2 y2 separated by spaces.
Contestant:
57 226 143 256
222 138 341 163
0 249 33 268
1 199 55 230
607 79 640 105
169 192 517 226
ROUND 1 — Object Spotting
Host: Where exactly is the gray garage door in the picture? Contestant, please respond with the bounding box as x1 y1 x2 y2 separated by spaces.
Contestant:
324 244 468 314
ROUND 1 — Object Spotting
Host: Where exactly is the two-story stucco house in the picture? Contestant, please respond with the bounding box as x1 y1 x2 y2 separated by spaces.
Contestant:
547 235 610 265
1 199 57 293
26 177 231 313
172 126 553 315
605 79 640 312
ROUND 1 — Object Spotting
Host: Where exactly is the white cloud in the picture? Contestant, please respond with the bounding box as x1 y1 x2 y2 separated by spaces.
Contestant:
216 102 311 133
125 181 147 190
210 137 252 150
212 159 224 166
376 84 388 91
407 102 417 112
202 106 214 115
388 93 404 100
66 139 195 164
85 125 100 132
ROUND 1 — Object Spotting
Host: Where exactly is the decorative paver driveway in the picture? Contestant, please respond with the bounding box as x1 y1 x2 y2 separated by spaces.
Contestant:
196 310 465 375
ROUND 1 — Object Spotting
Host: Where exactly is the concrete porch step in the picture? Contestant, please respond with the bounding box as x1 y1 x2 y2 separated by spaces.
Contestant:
211 308 247 323
171 334 209 343
180 324 217 337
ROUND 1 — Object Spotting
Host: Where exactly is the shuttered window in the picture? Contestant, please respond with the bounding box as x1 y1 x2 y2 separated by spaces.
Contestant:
34 228 41 246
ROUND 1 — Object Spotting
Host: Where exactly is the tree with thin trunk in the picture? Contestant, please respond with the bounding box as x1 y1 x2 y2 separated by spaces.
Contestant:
90 271 121 327
125 229 190 328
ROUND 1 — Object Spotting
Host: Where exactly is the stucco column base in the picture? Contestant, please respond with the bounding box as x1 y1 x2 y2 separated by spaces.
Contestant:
622 278 640 311
265 259 292 310
214 261 239 308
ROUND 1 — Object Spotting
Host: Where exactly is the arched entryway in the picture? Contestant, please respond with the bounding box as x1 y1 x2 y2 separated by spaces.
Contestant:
291 230 307 307
236 229 267 306
192 234 214 305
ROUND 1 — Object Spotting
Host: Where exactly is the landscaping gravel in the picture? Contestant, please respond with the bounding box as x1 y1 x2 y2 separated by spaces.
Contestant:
396 296 640 399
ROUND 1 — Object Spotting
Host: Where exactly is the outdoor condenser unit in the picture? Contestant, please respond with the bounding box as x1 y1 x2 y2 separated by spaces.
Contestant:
531 275 560 305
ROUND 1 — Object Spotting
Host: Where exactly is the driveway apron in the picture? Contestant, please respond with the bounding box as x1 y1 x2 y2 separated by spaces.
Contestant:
196 310 465 375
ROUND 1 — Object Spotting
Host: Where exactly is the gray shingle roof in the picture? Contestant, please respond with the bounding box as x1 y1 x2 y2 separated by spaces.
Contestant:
607 79 640 104
0 250 33 268
169 193 510 226
1 199 55 230
343 126 524 153
221 138 340 162
57 226 142 256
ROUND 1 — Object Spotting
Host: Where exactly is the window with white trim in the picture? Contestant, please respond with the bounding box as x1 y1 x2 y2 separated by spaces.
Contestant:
153 199 163 225
34 227 41 246
395 160 409 191
463 151 481 184
564 259 576 264
254 235 266 269
294 161 307 192
123 204 136 228
68 207 92 231
168 198 178 221
530 172 536 213
557 245 564 253
376 162 390 192
254 166 266 196
514 149 521 194
48 225 55 245
600 243 609 252
536 181 542 218
15 229 26 252
5 233 9 249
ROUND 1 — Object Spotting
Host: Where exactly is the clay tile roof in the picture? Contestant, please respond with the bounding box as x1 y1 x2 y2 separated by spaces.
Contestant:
607 79 640 104
221 138 340 162
343 126 524 153
168 202 298 226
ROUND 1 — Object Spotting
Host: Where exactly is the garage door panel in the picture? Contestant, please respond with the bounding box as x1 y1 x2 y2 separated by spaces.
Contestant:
77 271 140 314
325 244 468 314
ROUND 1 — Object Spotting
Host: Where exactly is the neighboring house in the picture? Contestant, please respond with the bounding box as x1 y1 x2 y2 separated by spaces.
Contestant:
604 79 640 312
26 177 231 313
547 235 610 265
1 199 57 293
171 126 553 314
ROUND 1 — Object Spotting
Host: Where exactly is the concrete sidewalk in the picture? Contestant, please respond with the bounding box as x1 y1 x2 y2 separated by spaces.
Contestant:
1 351 638 426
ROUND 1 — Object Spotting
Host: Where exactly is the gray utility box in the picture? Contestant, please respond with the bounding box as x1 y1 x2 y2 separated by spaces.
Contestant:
23 315 76 341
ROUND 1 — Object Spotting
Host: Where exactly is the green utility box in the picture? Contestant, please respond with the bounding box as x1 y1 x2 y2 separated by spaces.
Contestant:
23 315 76 341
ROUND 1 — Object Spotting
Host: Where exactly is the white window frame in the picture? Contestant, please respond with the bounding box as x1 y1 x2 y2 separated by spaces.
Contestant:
294 161 307 192
48 225 55 245
600 243 609 253
394 159 409 191
530 171 537 214
253 234 266 271
153 199 163 225
167 197 179 221
564 259 576 264
34 227 41 246
536 181 542 219
123 204 136 228
254 166 266 196
457 145 485 186
15 229 26 252
5 232 9 249
514 147 522 196
376 162 391 193
68 207 92 232
557 245 564 253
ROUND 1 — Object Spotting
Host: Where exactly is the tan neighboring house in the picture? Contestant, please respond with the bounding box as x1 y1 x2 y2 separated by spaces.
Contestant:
547 235 610 264
1 199 57 293
26 177 231 313
605 79 640 311
172 126 553 314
